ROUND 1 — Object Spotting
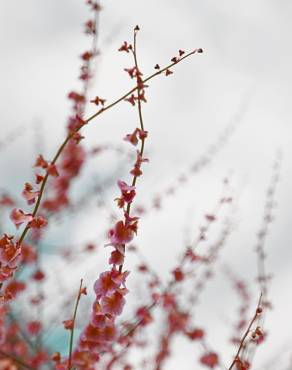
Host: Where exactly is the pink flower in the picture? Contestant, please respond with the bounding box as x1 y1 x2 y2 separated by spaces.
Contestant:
10 209 33 228
109 250 124 266
101 290 126 316
94 271 120 297
123 127 148 145
94 269 129 297
117 180 135 194
116 180 136 207
108 220 135 248
22 183 40 205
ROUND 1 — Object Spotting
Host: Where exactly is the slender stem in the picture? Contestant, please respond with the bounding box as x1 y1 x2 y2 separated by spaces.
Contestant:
127 28 145 210
120 27 147 275
228 293 263 370
0 349 36 370
67 279 84 370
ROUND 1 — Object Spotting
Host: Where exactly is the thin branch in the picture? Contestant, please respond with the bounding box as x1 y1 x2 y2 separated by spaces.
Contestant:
228 293 263 370
68 279 84 370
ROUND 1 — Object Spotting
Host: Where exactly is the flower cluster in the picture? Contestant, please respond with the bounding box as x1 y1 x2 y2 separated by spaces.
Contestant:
0 235 21 286
43 0 100 213
55 269 130 368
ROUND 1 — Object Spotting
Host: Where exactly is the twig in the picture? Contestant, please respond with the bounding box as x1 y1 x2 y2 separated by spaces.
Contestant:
228 293 263 370
67 279 84 370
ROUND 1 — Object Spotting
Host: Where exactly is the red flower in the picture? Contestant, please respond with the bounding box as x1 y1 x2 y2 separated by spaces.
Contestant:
34 154 48 169
90 96 106 106
28 216 48 229
5 280 26 298
63 319 73 330
21 244 37 264
186 328 204 340
124 128 139 146
27 321 42 336
118 41 132 53
47 163 59 177
0 237 21 268
136 306 153 326
81 51 93 61
172 267 184 282
200 352 219 368
125 94 136 106
32 269 45 281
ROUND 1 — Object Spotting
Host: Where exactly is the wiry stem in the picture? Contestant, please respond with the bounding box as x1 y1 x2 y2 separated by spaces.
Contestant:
120 26 147 274
68 279 84 370
228 293 263 370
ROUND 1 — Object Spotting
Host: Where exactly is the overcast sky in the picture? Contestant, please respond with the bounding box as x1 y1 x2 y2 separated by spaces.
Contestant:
0 1 292 369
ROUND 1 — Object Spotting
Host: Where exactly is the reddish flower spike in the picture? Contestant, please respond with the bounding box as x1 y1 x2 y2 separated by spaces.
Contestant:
118 41 132 53
90 96 106 106
125 94 136 106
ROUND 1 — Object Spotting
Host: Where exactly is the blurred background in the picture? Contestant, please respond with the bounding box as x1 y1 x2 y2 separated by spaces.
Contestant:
0 0 292 369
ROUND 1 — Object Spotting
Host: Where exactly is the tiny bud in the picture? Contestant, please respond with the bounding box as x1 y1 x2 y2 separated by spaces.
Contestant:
154 64 160 70
51 352 61 363
165 69 173 76
197 48 203 53
256 307 263 314
134 25 140 31
63 319 73 330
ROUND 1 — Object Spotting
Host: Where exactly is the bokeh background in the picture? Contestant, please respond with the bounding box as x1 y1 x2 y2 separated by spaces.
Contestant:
0 0 292 368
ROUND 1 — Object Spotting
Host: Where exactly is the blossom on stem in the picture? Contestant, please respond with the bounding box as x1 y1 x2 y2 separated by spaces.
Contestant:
22 183 40 205
10 209 33 228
